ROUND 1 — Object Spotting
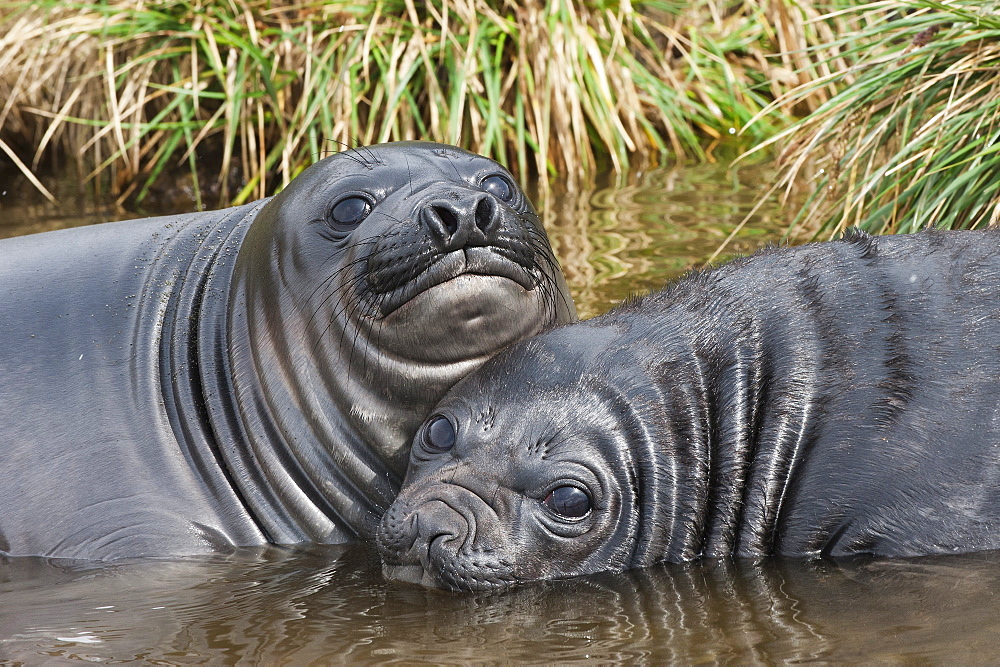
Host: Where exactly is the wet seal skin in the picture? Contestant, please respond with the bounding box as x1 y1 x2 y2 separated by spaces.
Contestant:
379 228 1000 592
0 141 574 560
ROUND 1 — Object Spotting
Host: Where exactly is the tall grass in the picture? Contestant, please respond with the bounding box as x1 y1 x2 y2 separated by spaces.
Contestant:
746 0 1000 237
0 0 860 207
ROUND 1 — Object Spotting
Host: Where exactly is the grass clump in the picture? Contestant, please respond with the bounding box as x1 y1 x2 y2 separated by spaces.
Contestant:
747 0 1000 237
0 0 863 208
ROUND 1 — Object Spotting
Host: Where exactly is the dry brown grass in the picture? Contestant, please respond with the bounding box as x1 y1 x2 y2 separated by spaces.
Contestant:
0 0 864 207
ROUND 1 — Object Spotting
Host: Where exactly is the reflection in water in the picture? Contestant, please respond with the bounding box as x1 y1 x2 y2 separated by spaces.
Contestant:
2 547 1000 662
541 161 792 318
3 161 995 661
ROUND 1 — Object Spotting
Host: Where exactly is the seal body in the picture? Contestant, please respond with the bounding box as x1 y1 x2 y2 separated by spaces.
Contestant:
0 142 574 559
378 229 1000 591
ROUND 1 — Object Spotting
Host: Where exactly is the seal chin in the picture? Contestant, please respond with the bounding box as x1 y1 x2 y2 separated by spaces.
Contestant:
382 552 517 593
377 248 537 318
389 273 529 320
375 273 547 363
381 564 437 588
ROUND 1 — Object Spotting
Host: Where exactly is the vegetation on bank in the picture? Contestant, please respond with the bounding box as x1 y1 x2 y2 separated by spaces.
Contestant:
745 0 1000 237
1 0 997 238
0 0 861 208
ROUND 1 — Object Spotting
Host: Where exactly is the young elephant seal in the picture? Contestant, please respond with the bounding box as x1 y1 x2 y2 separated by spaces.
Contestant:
0 141 574 559
379 229 1000 591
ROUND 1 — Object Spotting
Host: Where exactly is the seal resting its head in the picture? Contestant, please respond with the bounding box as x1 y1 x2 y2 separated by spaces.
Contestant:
378 228 1000 591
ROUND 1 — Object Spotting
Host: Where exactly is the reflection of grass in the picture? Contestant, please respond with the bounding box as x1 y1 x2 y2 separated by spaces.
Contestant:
748 0 1000 236
545 158 790 318
0 0 860 206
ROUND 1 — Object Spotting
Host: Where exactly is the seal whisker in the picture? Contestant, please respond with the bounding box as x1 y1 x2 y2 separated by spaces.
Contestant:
367 209 405 226
406 154 414 198
337 151 367 168
350 290 392 381
342 293 380 386
310 269 376 358
305 241 380 300
325 137 351 150
522 250 572 319
327 138 370 168
303 251 380 335
359 143 383 167
305 249 388 354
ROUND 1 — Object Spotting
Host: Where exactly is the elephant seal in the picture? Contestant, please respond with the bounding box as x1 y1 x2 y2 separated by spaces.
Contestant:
378 228 1000 591
0 141 574 560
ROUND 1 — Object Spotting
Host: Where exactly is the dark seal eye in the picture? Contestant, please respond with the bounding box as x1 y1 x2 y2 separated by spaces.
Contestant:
329 196 371 231
543 486 591 519
421 415 456 453
481 174 514 203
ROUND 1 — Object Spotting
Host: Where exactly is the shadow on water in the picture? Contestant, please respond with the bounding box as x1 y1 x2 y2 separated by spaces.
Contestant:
0 165 199 240
2 545 1000 662
3 159 993 661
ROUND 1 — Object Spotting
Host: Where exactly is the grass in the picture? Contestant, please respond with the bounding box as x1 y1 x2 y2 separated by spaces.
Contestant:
743 0 1000 238
0 0 864 208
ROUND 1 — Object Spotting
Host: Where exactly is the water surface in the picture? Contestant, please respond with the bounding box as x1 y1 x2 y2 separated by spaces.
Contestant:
3 546 999 662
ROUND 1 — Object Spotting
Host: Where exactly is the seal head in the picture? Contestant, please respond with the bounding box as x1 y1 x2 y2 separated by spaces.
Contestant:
224 141 575 545
0 141 574 560
376 324 646 590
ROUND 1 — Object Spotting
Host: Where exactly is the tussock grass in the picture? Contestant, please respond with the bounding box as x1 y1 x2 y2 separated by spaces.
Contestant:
1 0 860 207
746 0 1000 237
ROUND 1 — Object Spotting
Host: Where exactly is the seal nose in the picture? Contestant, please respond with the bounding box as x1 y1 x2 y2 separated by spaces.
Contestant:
377 497 469 566
421 194 500 251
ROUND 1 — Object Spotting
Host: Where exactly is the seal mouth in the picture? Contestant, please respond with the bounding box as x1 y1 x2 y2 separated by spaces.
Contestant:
375 247 537 317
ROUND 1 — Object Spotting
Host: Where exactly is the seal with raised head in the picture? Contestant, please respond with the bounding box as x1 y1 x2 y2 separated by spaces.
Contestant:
0 141 574 560
378 228 1000 591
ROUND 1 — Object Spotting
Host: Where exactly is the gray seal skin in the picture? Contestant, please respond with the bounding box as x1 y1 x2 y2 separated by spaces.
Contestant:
378 228 1000 592
0 141 574 560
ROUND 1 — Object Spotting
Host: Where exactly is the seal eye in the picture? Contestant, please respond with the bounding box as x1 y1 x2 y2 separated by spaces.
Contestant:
543 486 591 519
480 174 514 203
329 196 371 231
421 415 456 453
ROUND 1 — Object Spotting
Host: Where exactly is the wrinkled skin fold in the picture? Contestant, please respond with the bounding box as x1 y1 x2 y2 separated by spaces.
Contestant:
378 228 1000 591
0 141 574 559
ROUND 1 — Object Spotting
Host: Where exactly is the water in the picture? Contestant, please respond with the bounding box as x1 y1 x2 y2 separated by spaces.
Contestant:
3 547 1000 662
539 162 792 319
3 161 996 662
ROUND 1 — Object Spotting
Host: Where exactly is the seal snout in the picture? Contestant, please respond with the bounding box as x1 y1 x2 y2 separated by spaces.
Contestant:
377 487 517 591
364 183 546 319
377 497 466 567
422 193 500 251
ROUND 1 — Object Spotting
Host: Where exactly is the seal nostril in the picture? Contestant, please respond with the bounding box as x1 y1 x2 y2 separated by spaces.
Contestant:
475 196 498 235
433 204 460 237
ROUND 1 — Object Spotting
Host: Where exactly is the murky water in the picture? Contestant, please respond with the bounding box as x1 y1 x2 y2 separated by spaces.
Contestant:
3 546 1000 663
3 161 996 662
538 161 793 319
